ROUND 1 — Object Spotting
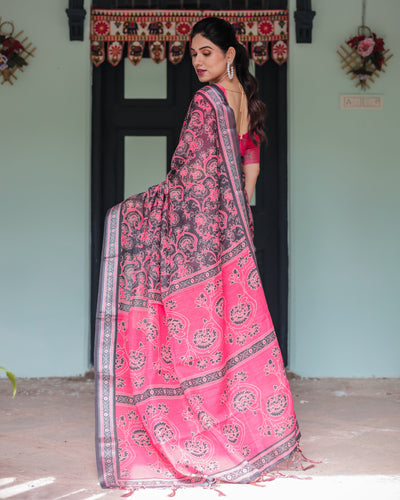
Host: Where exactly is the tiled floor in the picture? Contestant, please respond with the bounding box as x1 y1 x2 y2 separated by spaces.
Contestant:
1 376 399 499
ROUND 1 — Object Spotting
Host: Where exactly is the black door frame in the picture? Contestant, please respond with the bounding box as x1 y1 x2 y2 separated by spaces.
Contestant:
90 0 288 364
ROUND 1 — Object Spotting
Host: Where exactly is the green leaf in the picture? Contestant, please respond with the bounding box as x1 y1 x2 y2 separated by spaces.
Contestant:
0 367 17 398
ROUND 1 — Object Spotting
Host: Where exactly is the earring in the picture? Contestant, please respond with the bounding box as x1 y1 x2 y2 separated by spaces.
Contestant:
227 61 234 80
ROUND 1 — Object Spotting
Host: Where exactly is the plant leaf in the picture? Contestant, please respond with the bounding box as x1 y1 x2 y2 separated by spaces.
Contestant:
0 366 17 398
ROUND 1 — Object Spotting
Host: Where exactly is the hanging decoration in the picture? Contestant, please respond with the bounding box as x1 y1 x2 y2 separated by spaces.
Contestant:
0 19 36 85
337 26 392 90
127 41 145 65
90 9 289 68
337 1 392 90
149 41 166 64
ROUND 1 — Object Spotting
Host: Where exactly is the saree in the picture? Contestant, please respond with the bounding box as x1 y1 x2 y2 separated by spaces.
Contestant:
95 84 300 490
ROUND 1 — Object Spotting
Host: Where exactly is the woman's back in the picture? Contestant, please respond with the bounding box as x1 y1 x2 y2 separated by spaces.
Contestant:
215 82 250 138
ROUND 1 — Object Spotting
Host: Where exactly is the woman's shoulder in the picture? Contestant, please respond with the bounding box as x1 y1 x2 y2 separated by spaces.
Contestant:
193 84 226 101
241 131 260 149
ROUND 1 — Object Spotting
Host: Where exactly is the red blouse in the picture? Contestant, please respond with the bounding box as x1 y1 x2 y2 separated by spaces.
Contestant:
216 84 260 166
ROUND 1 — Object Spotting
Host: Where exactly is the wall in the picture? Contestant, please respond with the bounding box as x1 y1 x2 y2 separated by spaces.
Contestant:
288 0 400 376
1 1 398 378
0 1 91 376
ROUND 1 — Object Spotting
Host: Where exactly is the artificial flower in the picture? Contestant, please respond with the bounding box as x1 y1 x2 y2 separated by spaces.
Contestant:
357 37 375 57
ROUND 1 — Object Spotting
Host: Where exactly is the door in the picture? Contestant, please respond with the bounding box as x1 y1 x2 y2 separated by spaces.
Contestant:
91 0 289 364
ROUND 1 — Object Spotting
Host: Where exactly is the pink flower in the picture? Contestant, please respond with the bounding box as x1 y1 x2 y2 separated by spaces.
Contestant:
357 37 375 57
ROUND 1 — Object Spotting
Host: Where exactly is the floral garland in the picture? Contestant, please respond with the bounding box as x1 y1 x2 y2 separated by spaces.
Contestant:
347 28 385 88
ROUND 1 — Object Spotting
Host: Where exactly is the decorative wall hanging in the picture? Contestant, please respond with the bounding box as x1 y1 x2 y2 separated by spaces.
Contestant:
337 1 393 90
90 9 289 68
0 19 35 85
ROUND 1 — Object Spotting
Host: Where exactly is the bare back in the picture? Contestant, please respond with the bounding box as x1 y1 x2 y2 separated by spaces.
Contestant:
218 83 250 137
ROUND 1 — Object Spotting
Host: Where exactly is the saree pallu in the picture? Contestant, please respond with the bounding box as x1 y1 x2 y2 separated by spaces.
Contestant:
95 85 300 489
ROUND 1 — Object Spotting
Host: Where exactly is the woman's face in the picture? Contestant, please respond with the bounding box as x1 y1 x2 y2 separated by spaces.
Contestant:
190 34 233 84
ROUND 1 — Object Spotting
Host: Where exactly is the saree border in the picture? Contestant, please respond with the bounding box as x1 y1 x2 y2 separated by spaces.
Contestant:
95 202 122 488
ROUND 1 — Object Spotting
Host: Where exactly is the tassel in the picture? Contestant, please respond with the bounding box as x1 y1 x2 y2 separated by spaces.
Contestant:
168 487 177 497
261 473 276 481
287 473 313 480
213 487 226 497
297 444 322 465
121 488 137 497
248 480 266 487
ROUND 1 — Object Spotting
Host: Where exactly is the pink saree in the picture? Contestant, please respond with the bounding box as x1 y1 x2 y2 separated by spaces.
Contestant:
95 84 300 489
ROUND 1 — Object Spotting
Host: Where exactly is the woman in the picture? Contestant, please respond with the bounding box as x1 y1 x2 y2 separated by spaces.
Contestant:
190 17 265 203
95 17 301 492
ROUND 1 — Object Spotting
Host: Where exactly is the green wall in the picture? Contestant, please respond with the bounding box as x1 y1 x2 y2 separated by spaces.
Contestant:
288 0 400 376
0 1 398 378
0 1 91 376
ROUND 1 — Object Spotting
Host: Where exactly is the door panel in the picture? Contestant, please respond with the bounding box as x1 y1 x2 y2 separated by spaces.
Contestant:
124 136 167 198
124 58 167 99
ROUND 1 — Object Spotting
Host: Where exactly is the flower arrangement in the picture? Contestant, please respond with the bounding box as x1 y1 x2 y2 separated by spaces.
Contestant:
0 35 27 76
343 26 388 89
0 19 35 85
337 25 392 90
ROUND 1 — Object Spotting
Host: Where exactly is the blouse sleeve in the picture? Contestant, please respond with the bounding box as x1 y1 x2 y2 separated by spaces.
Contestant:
242 135 260 166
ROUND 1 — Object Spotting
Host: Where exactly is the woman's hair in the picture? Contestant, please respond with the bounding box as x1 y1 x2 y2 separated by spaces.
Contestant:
191 17 266 144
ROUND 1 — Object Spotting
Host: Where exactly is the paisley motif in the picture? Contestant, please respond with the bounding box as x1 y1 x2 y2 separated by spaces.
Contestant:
229 297 252 325
222 423 240 444
154 421 175 443
132 429 151 447
193 326 217 350
233 389 257 412
184 438 210 458
198 410 216 430
128 351 146 371
214 297 224 318
266 393 288 416
247 268 261 290
167 317 184 335
161 344 172 364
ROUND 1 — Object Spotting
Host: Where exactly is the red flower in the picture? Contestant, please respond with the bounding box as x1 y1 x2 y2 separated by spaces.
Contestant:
374 37 384 52
348 35 364 48
258 21 273 36
1 38 24 55
176 22 191 35
95 21 109 36
109 43 122 58
272 41 288 61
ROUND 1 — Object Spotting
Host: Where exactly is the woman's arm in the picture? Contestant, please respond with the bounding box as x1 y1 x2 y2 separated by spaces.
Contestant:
242 135 260 202
242 162 260 202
